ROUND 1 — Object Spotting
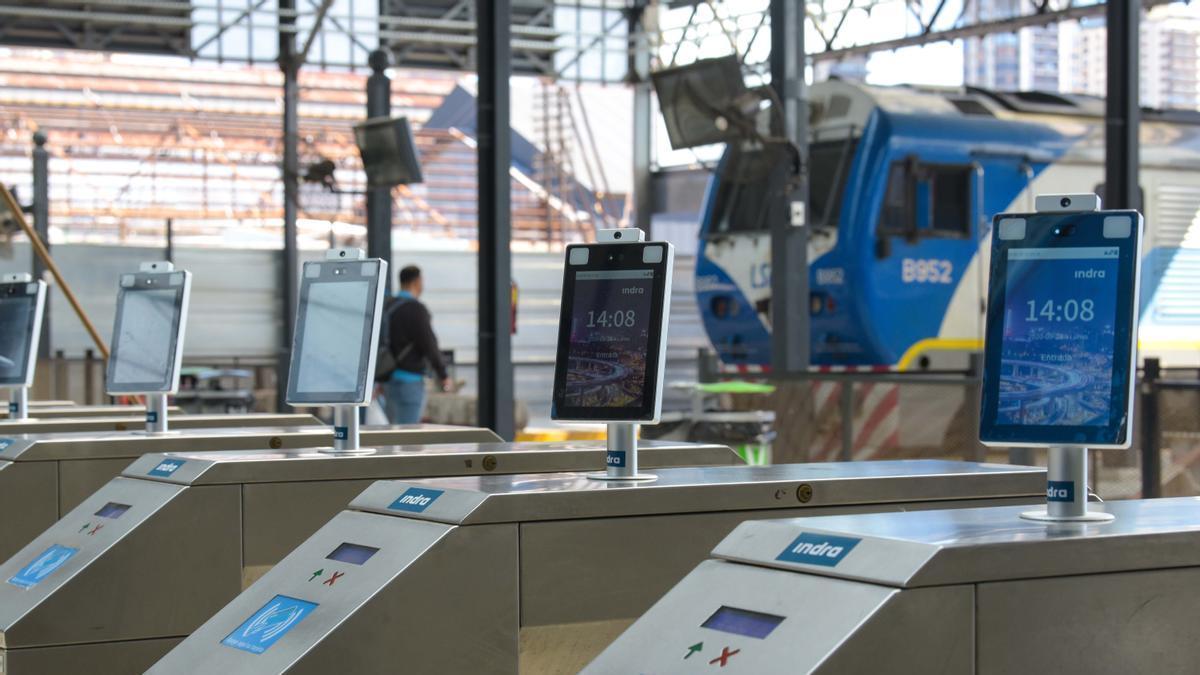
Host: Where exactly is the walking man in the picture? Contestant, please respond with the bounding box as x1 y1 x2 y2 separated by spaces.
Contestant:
380 265 452 424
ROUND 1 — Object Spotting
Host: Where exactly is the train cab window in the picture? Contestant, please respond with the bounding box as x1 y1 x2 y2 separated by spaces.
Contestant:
711 149 775 234
878 158 972 241
809 139 858 229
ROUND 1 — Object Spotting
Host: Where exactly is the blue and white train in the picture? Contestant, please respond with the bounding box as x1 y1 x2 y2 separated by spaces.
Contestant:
696 80 1200 370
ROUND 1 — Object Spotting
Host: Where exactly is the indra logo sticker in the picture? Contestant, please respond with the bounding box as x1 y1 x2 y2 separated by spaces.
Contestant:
1047 480 1075 502
8 544 79 589
333 426 348 440
0 438 13 453
606 450 627 468
7 402 16 413
222 595 318 655
148 459 186 477
388 487 443 513
146 411 158 424
776 532 861 568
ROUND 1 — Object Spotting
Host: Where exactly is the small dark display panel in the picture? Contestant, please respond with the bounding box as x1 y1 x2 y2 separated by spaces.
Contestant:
0 288 37 386
551 242 671 422
701 606 785 640
95 502 132 519
981 211 1141 447
326 543 379 566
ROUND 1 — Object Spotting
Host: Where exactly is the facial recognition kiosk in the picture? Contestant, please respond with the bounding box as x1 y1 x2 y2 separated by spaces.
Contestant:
0 247 740 674
149 230 1053 675
0 273 46 421
585 196 1200 675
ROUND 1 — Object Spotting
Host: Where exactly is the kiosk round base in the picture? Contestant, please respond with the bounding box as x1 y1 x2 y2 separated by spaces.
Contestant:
585 471 657 482
1020 509 1115 523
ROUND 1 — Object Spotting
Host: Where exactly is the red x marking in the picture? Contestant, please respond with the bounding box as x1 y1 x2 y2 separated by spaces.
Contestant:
323 571 345 586
709 647 740 667
88 524 104 536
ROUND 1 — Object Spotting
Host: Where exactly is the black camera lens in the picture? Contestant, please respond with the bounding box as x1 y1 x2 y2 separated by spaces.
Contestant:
1060 197 1071 208
613 231 622 240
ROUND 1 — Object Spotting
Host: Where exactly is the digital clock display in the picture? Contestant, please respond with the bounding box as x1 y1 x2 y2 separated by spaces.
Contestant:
564 269 655 408
999 246 1119 426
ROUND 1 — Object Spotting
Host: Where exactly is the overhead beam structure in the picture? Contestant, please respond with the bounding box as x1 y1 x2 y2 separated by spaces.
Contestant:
476 0 515 440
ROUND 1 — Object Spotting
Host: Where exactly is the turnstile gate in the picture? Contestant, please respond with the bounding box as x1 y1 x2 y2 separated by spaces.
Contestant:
0 424 498 561
152 460 1049 674
0 440 739 674
0 412 317 435
584 497 1200 674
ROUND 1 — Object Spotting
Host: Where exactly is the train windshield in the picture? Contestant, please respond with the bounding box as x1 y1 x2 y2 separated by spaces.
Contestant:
708 140 856 235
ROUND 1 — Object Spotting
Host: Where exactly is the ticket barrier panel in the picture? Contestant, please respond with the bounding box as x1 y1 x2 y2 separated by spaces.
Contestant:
0 424 498 562
0 440 739 674
584 497 1200 674
151 460 1048 675
0 405 183 421
0 412 317 434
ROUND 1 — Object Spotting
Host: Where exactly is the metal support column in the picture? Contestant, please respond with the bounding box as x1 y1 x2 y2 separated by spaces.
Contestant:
1140 357 1162 498
31 131 50 359
277 0 301 412
769 0 810 375
476 0 514 440
366 48 394 293
629 1 654 236
1105 0 1140 210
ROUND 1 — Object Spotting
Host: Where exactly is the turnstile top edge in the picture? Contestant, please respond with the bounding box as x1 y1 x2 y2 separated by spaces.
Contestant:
347 459 1048 525
709 497 1200 588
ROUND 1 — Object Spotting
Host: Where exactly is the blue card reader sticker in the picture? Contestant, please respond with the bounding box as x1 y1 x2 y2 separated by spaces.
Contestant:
776 532 861 568
148 459 186 477
9 545 79 589
222 595 318 655
0 438 13 452
388 487 443 513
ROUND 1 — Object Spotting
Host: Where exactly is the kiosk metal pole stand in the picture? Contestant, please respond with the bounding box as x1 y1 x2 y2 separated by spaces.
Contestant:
9 388 28 420
329 406 367 454
145 394 169 433
1021 446 1112 522
588 422 654 481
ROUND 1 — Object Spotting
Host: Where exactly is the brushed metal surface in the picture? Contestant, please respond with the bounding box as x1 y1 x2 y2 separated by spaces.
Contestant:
123 440 740 485
1 637 182 674
351 460 1047 524
0 413 319 434
147 514 519 675
0 405 182 420
0 462 59 563
714 497 1200 587
583 560 974 675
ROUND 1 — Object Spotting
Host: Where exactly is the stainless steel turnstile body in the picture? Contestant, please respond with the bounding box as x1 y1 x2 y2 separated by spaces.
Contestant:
585 497 1200 674
0 404 183 420
0 424 498 561
0 440 739 674
0 412 318 435
153 460 1049 675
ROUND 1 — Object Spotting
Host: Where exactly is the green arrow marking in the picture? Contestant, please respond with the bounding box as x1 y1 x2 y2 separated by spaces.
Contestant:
78 523 90 533
309 569 324 582
684 642 703 660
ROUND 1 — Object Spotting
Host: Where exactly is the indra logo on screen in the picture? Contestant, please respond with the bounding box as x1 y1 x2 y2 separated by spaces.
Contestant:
776 532 861 568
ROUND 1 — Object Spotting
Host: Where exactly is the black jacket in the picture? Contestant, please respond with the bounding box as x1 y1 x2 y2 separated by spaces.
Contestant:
384 296 448 380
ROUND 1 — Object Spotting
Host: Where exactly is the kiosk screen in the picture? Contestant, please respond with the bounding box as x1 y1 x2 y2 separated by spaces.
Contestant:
286 258 384 406
552 241 672 422
981 210 1141 448
0 288 38 386
107 272 189 394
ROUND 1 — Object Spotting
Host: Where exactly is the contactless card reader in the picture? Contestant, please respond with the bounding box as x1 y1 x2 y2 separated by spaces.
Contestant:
0 273 46 421
551 227 674 480
285 248 388 453
980 194 1143 521
106 262 191 433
